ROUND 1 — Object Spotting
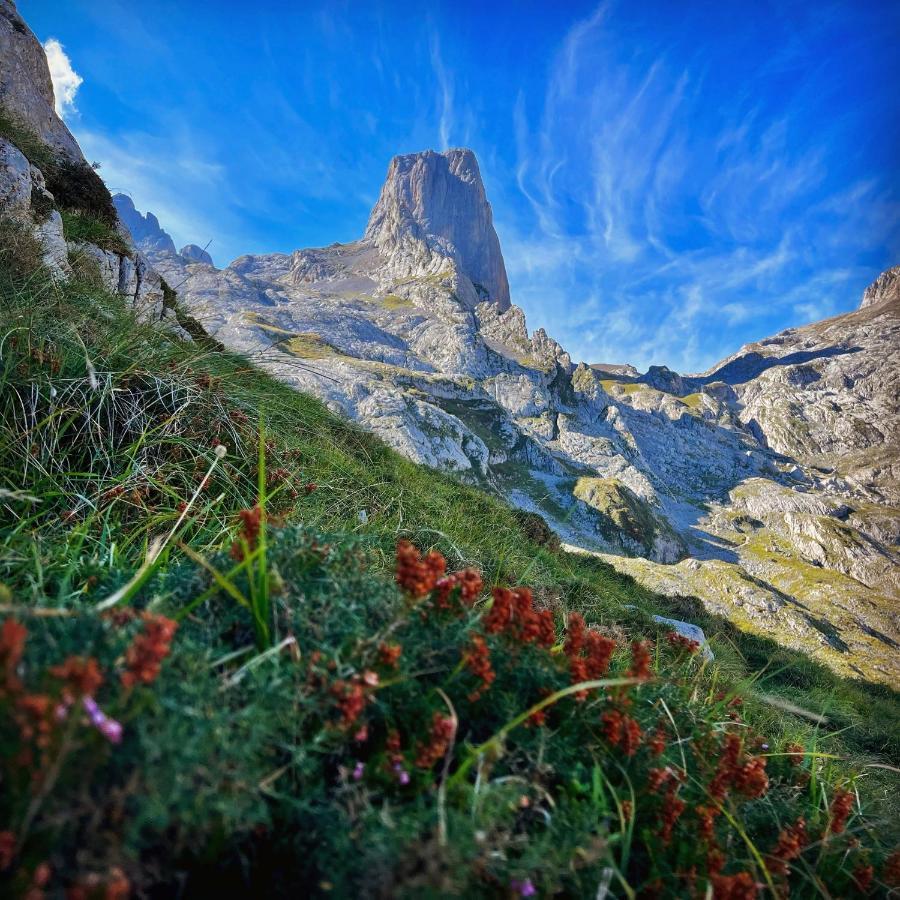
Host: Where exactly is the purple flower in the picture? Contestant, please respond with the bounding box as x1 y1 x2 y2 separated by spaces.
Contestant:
99 718 123 744
82 696 123 744
512 879 536 897
352 761 365 781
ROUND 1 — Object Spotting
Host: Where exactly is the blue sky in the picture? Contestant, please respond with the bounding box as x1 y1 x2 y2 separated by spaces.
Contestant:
23 0 900 373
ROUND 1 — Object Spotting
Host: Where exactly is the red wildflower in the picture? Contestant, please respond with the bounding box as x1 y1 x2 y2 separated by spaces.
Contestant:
414 713 455 768
537 609 557 647
230 506 263 560
484 586 513 634
707 849 726 875
464 634 495 701
569 656 589 699
564 612 586 657
884 850 900 886
584 630 616 678
15 693 54 748
829 787 854 835
377 643 402 668
395 540 446 598
628 640 653 680
659 791 685 845
0 617 27 695
434 568 483 611
483 586 552 648
784 741 805 766
647 767 672 793
648 723 667 756
331 679 367 728
709 733 767 800
305 482 317 493
49 656 103 698
121 614 177 689
852 864 873 893
696 805 718 842
767 818 807 877
0 830 15 871
666 630 700 654
710 871 758 899
734 755 769 799
602 709 642 755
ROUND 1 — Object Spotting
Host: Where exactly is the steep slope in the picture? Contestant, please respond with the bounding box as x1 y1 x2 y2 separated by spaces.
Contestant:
118 154 898 685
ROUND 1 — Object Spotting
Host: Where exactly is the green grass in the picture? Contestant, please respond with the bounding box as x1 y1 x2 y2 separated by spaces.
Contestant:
1 208 899 896
60 209 132 255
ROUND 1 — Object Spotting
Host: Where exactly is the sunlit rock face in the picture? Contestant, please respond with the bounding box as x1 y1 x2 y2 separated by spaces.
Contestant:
0 0 83 161
127 151 898 686
0 9 166 322
365 149 511 310
860 264 900 310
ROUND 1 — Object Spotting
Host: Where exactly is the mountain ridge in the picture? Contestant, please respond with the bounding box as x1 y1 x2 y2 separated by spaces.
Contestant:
113 150 899 685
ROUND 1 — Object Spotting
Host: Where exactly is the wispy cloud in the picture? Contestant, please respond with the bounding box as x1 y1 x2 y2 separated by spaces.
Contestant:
43 38 83 118
499 2 899 373
429 33 454 150
75 127 229 259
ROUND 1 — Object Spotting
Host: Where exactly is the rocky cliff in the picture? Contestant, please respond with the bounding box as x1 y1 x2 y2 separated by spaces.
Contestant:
365 149 510 309
0 0 83 161
119 154 898 685
0 4 181 329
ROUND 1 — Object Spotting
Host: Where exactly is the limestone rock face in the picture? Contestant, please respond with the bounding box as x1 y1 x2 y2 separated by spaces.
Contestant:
0 0 84 162
112 194 177 255
365 149 510 310
127 150 898 686
69 240 164 321
0 136 69 277
180 243 213 265
860 265 900 309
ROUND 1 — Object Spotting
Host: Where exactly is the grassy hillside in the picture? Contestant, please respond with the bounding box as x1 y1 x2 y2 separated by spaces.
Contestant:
1 199 899 896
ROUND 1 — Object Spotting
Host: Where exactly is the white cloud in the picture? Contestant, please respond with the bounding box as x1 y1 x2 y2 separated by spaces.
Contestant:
43 38 83 118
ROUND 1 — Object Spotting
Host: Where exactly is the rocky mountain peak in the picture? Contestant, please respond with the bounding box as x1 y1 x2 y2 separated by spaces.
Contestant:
112 193 177 255
364 148 511 310
180 243 213 265
860 264 900 309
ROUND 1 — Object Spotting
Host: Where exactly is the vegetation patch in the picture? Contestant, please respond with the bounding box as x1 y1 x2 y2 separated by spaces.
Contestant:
0 108 119 229
277 331 336 359
574 476 684 558
381 293 414 310
0 254 897 896
61 209 131 256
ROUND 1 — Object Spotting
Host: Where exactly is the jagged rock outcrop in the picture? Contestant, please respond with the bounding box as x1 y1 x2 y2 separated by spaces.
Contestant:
860 264 900 309
113 193 177 255
126 153 898 686
0 135 69 276
0 0 83 161
365 149 510 310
